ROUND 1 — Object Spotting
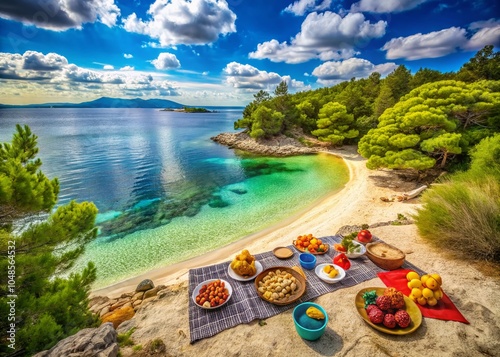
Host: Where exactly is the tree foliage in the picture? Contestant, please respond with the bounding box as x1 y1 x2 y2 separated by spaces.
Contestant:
311 102 359 146
359 80 500 170
0 125 99 356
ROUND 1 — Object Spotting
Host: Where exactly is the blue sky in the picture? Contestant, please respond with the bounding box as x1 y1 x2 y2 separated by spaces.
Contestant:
0 0 499 106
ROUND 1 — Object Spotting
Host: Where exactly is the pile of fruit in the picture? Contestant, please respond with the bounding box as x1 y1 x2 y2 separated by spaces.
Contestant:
294 234 327 253
322 264 339 278
195 280 229 308
406 271 443 306
363 287 412 329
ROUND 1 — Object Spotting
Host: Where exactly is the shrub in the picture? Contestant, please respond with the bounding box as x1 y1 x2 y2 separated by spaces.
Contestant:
414 175 500 261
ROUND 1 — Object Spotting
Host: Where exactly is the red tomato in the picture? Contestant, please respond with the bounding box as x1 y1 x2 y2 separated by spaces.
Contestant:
333 253 351 270
357 229 372 243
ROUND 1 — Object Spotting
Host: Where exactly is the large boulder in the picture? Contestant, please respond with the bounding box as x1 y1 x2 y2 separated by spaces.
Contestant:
33 322 118 357
135 279 154 292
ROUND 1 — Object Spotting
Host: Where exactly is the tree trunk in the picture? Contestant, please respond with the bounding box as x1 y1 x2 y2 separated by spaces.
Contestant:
440 151 448 168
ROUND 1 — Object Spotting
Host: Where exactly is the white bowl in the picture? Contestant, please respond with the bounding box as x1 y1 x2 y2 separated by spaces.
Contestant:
227 261 263 281
192 279 232 309
345 241 366 259
315 263 346 284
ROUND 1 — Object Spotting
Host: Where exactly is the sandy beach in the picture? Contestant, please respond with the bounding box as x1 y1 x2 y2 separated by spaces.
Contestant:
93 146 500 357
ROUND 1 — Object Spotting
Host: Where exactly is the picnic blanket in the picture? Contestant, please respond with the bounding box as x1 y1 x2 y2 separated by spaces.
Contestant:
188 235 424 343
378 269 469 324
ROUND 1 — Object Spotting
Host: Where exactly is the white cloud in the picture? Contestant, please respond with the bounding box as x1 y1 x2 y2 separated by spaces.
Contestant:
382 27 467 60
351 0 430 13
103 64 114 70
0 51 180 97
312 58 397 85
463 19 500 50
120 66 135 71
223 62 310 92
122 0 237 46
283 0 331 16
0 0 120 30
249 11 386 64
150 53 181 70
124 53 134 59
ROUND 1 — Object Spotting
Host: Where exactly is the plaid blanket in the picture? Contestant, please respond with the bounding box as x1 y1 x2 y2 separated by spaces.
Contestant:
188 235 423 343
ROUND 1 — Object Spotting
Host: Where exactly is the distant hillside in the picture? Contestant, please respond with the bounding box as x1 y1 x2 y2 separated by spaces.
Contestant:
0 97 184 109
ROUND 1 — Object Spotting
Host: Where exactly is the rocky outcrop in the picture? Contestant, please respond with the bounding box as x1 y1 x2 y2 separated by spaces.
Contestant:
211 131 324 156
102 306 136 329
33 322 118 357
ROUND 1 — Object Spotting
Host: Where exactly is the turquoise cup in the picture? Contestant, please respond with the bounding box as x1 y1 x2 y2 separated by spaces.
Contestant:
293 302 328 340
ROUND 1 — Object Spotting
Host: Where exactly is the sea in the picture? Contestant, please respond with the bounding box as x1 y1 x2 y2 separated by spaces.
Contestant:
0 108 349 288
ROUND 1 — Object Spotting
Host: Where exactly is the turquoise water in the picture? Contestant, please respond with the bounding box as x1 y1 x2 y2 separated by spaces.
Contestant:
0 108 349 288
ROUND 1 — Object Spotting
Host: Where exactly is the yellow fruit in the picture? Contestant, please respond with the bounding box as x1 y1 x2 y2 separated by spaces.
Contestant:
422 288 434 299
329 269 339 278
310 238 318 245
306 307 325 320
323 265 332 274
408 294 417 302
411 288 422 298
433 289 443 300
406 271 420 281
417 296 427 306
420 274 430 287
427 297 438 306
408 279 422 289
426 277 438 290
431 273 442 286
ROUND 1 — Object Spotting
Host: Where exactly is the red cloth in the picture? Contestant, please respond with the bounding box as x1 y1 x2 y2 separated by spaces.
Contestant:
377 269 469 324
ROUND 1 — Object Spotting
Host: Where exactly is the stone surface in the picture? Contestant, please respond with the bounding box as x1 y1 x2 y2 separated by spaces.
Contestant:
102 306 136 329
99 306 110 318
33 322 118 357
132 291 144 301
89 296 110 313
143 286 160 300
135 279 155 292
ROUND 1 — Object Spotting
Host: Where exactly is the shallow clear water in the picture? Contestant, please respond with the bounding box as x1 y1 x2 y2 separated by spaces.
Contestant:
0 108 349 288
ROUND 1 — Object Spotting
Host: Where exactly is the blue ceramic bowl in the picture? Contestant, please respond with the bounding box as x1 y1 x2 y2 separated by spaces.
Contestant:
293 302 328 340
299 253 316 270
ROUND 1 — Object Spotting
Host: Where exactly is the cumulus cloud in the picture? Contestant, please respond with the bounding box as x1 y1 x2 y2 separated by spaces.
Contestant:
0 0 120 30
0 51 179 97
312 58 397 85
463 18 500 50
151 53 181 70
103 64 114 70
283 0 331 16
351 0 430 13
381 23 499 60
124 53 133 59
249 11 386 64
122 0 237 46
120 65 135 71
223 62 310 92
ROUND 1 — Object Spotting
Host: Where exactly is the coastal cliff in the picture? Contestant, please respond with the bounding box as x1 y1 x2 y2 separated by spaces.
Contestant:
210 130 329 156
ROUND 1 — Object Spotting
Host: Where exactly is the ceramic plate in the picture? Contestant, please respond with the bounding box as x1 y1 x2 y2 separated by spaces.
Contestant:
273 246 294 259
227 261 263 281
292 242 329 255
355 287 422 335
315 263 346 284
192 279 233 309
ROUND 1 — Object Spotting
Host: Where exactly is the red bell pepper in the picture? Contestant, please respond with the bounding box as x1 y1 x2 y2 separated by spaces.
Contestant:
334 253 351 270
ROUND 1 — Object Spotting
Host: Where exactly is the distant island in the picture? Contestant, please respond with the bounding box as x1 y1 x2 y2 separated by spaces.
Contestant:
0 97 184 109
161 106 213 113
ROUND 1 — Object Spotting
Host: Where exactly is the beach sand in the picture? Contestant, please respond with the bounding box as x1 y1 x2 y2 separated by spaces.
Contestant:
96 146 500 357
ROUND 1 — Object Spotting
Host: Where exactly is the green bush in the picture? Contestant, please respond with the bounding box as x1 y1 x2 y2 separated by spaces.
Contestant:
414 175 500 261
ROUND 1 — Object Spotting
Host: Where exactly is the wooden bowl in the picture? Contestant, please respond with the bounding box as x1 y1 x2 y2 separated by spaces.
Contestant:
365 242 405 270
254 267 306 305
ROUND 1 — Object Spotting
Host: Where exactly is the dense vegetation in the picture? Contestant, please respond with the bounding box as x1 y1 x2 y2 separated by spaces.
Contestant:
0 125 99 355
236 45 500 171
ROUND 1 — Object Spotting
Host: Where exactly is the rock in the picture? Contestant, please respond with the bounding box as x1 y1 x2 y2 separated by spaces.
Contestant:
33 322 118 357
143 286 161 300
89 298 112 314
120 292 134 299
136 279 155 292
102 306 136 329
133 300 142 308
110 298 130 311
99 306 110 318
132 291 144 301
89 296 110 312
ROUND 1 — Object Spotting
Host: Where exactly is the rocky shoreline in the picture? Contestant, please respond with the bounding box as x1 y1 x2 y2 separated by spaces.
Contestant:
210 131 328 156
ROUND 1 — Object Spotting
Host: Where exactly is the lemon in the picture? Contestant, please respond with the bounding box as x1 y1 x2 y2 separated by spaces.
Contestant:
427 297 438 306
408 279 422 289
420 274 430 287
422 287 434 299
433 289 443 300
406 271 420 281
431 273 442 286
411 288 422 298
426 277 438 290
417 296 427 306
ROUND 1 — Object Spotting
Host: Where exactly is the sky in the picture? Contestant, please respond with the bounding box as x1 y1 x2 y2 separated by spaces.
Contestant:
0 0 499 106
